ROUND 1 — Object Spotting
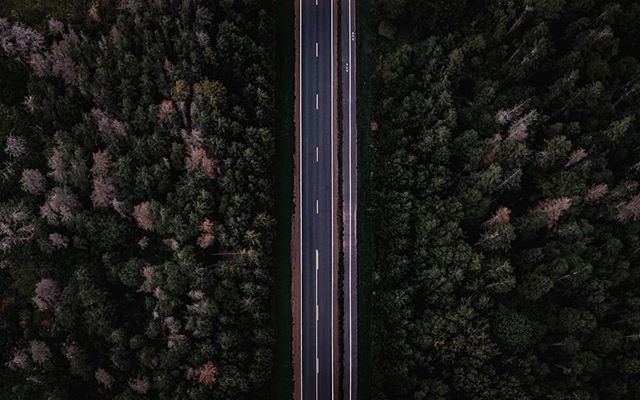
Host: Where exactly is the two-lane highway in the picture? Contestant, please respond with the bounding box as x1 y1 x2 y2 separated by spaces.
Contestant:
299 0 338 399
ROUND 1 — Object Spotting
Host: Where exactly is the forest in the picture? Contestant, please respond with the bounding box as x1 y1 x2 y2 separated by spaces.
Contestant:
368 0 640 399
0 0 276 399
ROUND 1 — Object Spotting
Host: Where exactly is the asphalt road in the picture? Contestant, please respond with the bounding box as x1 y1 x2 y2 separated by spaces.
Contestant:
340 0 358 398
299 0 337 399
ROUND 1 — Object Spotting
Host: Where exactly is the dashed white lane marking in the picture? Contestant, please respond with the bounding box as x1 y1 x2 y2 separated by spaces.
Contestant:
316 200 319 214
315 93 319 110
316 42 319 58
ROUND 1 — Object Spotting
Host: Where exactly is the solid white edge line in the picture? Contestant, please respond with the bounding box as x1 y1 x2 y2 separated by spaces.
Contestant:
331 0 335 397
348 0 353 398
299 0 303 398
316 244 319 400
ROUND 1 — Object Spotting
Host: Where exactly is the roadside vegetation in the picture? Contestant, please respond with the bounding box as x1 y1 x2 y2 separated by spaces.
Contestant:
368 0 640 398
0 1 276 398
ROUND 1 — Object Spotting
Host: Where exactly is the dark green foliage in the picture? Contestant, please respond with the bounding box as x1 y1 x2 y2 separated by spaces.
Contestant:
0 1 275 398
369 0 640 398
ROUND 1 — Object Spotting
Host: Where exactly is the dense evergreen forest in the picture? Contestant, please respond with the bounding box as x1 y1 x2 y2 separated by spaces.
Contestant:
0 0 275 398
369 0 640 398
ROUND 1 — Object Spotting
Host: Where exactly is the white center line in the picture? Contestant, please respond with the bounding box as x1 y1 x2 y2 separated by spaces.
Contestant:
315 93 319 110
316 42 319 58
316 200 319 214
316 146 319 162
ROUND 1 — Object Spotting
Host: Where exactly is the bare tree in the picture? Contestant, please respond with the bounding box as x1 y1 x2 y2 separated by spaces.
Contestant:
584 183 608 204
133 201 153 231
617 194 640 223
20 169 46 194
535 197 572 227
0 204 35 251
40 187 79 226
32 278 60 310
565 148 587 168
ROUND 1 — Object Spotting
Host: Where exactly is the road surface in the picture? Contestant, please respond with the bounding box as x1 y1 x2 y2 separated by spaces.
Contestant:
299 0 338 399
340 0 358 398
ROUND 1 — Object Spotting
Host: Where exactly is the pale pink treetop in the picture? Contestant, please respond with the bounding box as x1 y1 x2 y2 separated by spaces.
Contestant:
95 368 114 389
483 133 503 165
91 150 111 177
49 232 69 249
181 128 204 149
495 99 530 125
112 198 128 218
535 197 572 227
47 146 66 183
91 176 116 209
617 194 640 223
137 265 156 294
64 344 79 360
486 206 511 227
133 201 153 231
565 148 588 168
48 19 64 35
40 187 79 226
7 349 29 370
91 108 126 139
0 205 35 251
30 340 51 364
23 95 35 112
0 18 44 60
584 183 608 204
129 376 150 394
164 238 179 251
188 289 205 301
167 333 186 349
507 109 538 142
88 2 100 22
186 303 201 313
186 147 216 179
50 30 84 85
196 361 218 387
158 100 175 120
198 218 215 248
197 233 214 249
33 278 60 310
28 52 50 77
5 135 27 159
20 169 46 194
196 31 210 48
138 236 149 249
